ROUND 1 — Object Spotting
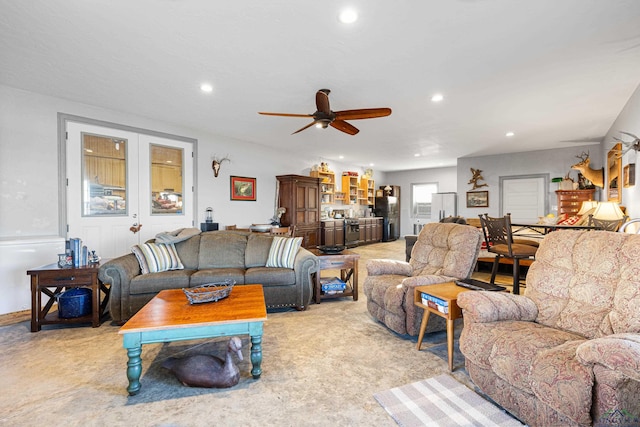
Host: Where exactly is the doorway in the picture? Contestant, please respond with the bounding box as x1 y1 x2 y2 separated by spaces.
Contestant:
61 116 196 258
499 174 548 223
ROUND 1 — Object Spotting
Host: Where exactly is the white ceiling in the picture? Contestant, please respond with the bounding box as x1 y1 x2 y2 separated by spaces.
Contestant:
2 0 640 171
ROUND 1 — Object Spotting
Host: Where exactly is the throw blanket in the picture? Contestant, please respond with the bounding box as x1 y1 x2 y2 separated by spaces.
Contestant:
155 227 202 244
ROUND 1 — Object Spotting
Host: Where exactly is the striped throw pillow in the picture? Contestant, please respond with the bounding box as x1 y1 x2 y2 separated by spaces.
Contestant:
266 236 303 268
131 242 184 274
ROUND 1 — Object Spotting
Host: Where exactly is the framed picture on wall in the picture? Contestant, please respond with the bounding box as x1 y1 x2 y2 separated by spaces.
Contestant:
466 191 489 208
624 164 636 188
230 176 256 201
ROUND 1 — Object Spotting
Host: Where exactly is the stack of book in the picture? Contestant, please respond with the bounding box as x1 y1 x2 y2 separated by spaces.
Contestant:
320 277 347 294
421 292 449 314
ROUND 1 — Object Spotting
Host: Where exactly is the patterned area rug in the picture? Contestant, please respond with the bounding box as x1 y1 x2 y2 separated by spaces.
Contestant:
374 374 524 427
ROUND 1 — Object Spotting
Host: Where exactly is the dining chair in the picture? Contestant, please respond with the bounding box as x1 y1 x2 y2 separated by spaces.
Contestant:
478 213 538 295
588 215 629 231
270 226 293 237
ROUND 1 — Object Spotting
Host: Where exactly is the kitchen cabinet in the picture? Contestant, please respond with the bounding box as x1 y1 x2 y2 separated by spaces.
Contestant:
556 189 595 216
342 174 359 205
359 178 375 206
358 218 382 245
277 175 321 248
311 170 336 205
321 220 345 246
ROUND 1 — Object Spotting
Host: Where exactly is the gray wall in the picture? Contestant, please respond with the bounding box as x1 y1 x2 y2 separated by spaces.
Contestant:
457 146 603 219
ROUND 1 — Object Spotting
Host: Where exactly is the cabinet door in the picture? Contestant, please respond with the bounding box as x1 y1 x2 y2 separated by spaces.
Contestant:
322 223 335 246
335 221 345 246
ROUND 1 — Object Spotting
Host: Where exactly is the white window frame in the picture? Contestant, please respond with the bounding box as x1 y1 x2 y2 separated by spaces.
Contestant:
411 182 438 219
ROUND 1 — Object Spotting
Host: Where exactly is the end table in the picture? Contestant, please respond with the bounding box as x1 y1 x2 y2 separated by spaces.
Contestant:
309 248 360 303
27 262 110 332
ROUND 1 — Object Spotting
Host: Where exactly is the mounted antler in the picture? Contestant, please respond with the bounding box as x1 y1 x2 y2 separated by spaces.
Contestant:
211 155 231 178
570 151 603 188
611 131 640 157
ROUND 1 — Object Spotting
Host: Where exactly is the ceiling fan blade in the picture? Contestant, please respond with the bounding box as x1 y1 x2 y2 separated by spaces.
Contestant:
259 112 313 118
330 120 359 135
292 121 318 135
335 108 392 121
316 89 331 115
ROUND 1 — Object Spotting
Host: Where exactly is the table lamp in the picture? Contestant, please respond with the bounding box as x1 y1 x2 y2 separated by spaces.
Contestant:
577 200 599 216
592 202 624 220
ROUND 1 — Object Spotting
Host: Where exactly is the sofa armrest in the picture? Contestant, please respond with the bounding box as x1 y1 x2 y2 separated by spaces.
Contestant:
293 247 320 306
576 333 640 382
98 253 141 322
366 259 412 277
457 291 538 323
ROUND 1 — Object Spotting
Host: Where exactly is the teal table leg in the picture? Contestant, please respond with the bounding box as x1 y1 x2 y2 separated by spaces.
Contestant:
125 345 143 395
250 334 262 379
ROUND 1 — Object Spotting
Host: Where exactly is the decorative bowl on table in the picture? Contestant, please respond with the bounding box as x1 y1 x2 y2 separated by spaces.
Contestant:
183 280 236 304
250 224 273 232
318 245 346 255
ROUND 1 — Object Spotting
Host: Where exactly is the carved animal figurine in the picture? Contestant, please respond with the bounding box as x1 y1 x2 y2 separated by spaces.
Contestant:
571 152 603 188
468 168 488 190
162 337 243 388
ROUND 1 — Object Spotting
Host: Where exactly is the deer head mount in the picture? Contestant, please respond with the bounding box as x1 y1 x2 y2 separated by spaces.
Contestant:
211 155 230 178
570 151 603 188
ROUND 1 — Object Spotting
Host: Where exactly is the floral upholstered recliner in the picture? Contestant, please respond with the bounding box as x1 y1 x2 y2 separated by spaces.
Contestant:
458 230 640 427
363 222 482 336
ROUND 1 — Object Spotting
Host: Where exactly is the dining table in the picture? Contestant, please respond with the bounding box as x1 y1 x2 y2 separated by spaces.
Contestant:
510 222 600 235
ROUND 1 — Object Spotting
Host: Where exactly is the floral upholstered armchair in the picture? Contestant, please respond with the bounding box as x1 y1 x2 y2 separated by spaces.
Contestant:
363 222 482 336
458 230 640 427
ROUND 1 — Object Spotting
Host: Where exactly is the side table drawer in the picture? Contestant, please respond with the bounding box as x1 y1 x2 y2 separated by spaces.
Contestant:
35 270 95 286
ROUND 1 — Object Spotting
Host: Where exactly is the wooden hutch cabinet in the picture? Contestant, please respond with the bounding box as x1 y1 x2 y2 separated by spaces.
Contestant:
277 175 321 248
556 189 596 216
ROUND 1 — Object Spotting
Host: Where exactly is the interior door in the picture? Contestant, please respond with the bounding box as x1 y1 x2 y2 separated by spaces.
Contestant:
500 175 548 223
66 122 194 259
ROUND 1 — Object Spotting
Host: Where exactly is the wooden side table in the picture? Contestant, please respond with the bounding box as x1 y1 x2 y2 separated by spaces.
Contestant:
414 282 468 371
27 262 110 332
309 249 360 303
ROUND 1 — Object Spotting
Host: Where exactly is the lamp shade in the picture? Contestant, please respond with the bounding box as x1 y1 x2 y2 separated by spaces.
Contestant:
577 200 599 216
592 202 624 220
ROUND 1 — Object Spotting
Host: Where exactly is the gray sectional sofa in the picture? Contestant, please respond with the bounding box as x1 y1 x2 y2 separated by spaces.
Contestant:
98 230 319 323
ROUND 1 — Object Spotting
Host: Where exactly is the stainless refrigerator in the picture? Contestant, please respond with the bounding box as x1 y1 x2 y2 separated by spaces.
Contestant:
431 192 457 221
374 196 400 241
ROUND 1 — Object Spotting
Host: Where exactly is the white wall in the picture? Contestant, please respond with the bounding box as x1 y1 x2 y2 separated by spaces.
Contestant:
0 85 373 239
383 166 457 236
602 83 640 217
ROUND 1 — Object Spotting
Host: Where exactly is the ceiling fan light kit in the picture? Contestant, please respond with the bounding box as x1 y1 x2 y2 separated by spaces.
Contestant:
259 89 391 136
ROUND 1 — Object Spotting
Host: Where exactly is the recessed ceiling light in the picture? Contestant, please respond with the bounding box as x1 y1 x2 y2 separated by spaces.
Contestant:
431 94 444 102
414 153 420 157
369 163 374 167
339 155 344 159
338 8 358 24
506 131 515 137
200 83 213 93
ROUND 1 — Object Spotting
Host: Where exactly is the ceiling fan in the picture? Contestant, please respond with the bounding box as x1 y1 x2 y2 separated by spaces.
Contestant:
259 89 392 135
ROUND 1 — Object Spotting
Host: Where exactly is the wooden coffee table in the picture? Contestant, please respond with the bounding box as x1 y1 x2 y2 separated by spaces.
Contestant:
119 284 267 395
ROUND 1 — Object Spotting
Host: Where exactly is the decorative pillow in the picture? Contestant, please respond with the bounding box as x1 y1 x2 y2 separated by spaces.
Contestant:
266 236 303 268
131 242 184 274
558 215 581 225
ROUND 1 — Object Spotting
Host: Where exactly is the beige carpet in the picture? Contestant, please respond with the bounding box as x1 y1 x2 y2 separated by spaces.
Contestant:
0 239 515 427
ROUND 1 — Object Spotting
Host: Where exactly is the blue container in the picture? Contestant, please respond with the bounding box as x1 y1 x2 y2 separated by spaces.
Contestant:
57 288 92 318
